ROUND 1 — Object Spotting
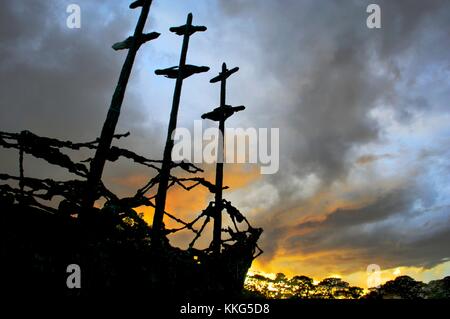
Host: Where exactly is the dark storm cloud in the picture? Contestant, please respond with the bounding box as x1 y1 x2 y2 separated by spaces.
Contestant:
355 153 394 165
285 189 450 271
0 0 163 194
1 1 127 136
255 186 413 263
217 0 450 271
219 0 450 183
293 188 412 233
257 148 450 270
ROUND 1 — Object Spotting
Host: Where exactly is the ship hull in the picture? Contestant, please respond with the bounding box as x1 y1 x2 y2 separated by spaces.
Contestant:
1 201 260 298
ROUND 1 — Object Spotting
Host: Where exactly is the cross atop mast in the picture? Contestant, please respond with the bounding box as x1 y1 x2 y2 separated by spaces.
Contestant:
151 13 209 244
201 63 245 255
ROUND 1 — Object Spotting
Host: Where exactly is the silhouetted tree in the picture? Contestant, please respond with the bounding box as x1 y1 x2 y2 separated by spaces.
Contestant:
366 276 426 299
314 278 348 299
290 275 315 298
245 273 364 299
275 273 286 282
423 276 450 299
312 277 363 299
344 286 364 299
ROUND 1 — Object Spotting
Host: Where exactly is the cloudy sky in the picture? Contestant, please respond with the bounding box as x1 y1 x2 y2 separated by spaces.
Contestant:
1 0 449 288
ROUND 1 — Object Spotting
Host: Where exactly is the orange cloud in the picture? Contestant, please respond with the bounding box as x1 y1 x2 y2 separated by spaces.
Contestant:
131 163 261 249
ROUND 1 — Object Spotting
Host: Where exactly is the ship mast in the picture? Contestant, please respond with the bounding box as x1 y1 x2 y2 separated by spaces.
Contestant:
201 63 245 255
151 13 209 244
83 0 159 212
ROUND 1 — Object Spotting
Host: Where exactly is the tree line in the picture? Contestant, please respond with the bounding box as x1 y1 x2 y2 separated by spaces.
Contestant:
244 272 450 299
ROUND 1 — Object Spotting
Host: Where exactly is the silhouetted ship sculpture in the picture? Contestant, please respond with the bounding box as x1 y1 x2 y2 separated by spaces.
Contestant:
0 0 262 298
